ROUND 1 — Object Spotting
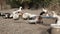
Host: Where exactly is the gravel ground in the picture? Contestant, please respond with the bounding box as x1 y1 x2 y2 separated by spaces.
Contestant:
0 9 53 34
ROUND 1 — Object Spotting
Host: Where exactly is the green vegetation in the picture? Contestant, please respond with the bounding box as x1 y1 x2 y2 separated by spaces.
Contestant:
6 0 60 9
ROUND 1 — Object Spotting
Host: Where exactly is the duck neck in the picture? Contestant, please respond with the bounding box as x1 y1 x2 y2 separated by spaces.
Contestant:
19 8 22 11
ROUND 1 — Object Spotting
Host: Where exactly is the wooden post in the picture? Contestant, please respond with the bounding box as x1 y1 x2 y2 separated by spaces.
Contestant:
0 0 3 10
0 0 7 10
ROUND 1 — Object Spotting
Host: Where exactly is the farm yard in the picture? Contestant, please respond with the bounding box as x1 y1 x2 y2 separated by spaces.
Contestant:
0 9 53 34
0 0 60 34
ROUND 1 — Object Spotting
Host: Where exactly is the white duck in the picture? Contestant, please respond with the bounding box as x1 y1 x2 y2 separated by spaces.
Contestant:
52 11 60 24
42 8 50 17
29 14 37 18
27 14 39 23
40 8 47 15
28 16 38 23
10 6 23 20
17 6 22 12
42 8 47 13
13 6 22 14
22 13 31 19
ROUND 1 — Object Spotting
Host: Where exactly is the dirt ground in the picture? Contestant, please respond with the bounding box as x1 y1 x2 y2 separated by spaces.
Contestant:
0 9 54 34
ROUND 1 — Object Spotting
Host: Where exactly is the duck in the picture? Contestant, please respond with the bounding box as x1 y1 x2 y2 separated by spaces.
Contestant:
13 6 22 14
40 8 50 17
17 6 22 12
42 8 47 12
51 11 60 28
52 11 60 24
28 15 43 24
11 6 23 20
40 8 47 15
22 13 31 20
29 14 37 18
28 16 38 24
40 8 48 15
